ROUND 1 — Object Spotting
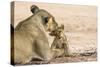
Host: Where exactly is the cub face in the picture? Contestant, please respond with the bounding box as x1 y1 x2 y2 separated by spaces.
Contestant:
49 24 64 39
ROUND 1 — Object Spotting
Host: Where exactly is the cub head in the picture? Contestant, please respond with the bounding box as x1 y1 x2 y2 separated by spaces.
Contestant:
30 5 58 32
49 24 64 38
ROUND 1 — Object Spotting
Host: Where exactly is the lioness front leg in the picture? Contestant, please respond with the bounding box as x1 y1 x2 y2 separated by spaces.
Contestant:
34 39 53 62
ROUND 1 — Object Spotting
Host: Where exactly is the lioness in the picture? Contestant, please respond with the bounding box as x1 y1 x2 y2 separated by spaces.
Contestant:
11 5 58 65
49 24 69 57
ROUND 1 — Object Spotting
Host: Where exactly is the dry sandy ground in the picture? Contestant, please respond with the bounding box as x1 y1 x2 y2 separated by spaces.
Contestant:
12 1 97 64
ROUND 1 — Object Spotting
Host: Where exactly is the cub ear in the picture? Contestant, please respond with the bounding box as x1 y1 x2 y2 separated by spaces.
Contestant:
60 24 64 30
30 5 39 14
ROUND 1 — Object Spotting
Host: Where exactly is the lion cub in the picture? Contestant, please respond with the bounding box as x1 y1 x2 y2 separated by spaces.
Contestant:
49 24 69 57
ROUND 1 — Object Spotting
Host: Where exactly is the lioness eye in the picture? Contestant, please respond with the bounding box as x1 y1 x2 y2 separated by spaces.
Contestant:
44 17 48 24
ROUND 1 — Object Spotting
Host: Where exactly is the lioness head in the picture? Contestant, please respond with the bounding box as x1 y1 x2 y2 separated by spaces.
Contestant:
30 5 58 32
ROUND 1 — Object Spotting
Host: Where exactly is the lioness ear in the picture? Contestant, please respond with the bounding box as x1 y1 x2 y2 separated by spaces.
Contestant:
30 5 39 14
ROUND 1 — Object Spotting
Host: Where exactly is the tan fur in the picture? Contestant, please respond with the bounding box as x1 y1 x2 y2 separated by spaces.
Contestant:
11 5 58 65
